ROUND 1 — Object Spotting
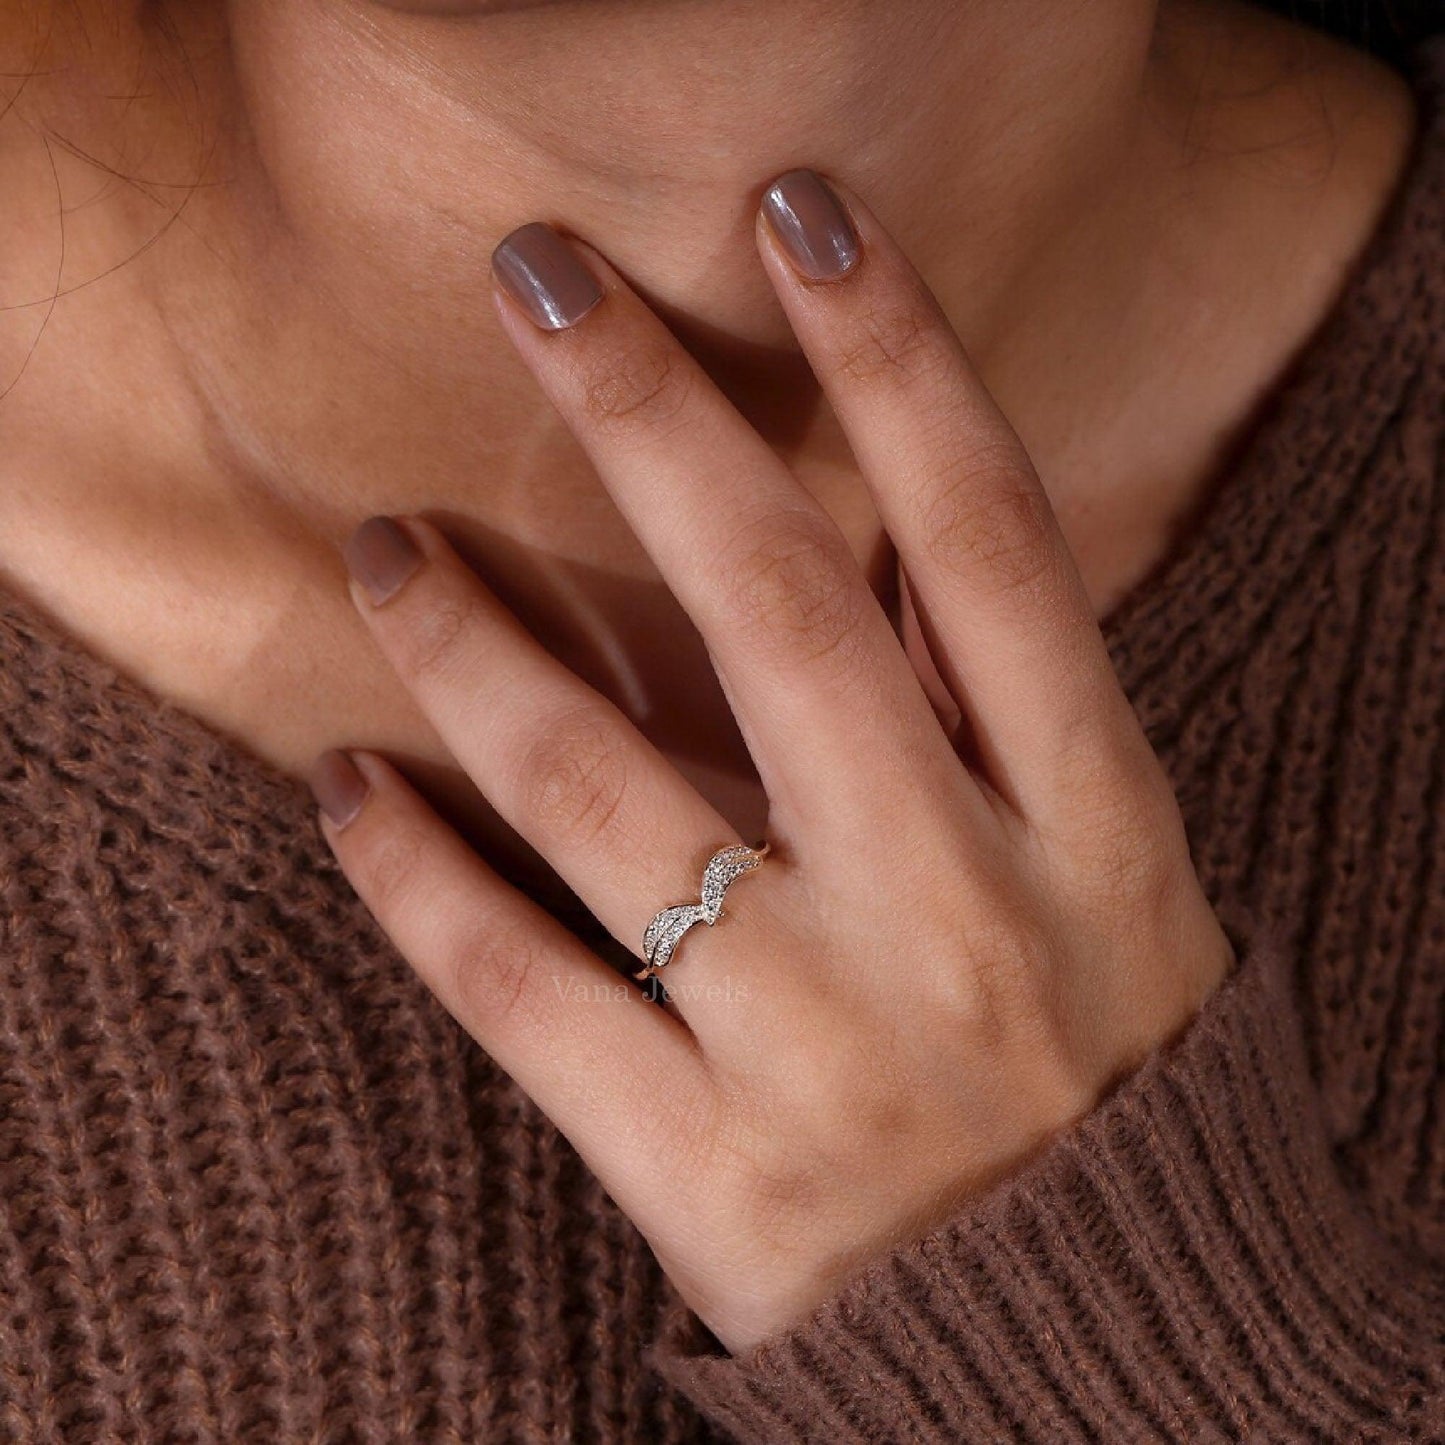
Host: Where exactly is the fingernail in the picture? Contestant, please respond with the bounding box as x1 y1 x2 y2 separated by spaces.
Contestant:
491 222 604 330
309 749 370 828
344 516 422 606
760 169 861 282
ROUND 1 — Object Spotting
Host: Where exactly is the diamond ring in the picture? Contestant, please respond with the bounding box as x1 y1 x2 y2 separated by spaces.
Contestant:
633 843 770 981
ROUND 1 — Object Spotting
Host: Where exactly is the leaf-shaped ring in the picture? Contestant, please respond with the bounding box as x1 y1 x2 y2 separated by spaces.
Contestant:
633 843 770 981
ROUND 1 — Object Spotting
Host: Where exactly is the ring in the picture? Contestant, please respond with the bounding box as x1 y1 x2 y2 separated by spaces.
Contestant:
633 843 770 981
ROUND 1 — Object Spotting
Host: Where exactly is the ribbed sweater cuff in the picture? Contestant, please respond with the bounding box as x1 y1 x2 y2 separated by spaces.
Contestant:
648 932 1442 1442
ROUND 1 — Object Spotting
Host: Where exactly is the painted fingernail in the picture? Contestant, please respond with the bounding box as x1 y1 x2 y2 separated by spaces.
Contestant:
491 222 604 330
309 749 370 828
344 516 422 606
761 169 861 282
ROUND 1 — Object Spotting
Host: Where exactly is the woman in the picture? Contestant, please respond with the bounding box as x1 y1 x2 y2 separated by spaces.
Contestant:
0 0 1440 1438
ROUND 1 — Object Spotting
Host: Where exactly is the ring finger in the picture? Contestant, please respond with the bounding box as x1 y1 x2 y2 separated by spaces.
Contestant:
341 512 775 1023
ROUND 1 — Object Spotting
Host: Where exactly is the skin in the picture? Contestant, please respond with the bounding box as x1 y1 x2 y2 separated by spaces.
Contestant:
320 190 1239 1352
0 0 1416 867
0 0 1419 1350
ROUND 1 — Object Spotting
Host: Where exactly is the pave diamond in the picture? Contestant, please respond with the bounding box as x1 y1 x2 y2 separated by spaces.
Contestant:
634 843 769 980
699 845 766 922
641 903 708 972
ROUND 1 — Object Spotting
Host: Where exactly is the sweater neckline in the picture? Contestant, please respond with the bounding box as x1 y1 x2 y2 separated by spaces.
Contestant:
1 37 1442 838
1100 34 1445 727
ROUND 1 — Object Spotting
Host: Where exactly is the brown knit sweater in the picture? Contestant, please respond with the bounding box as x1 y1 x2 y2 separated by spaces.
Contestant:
3 39 1444 1445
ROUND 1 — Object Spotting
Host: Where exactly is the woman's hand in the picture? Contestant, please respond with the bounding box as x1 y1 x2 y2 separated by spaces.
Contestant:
310 170 1234 1356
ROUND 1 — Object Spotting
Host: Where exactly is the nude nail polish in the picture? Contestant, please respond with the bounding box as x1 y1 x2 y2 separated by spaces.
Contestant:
344 516 422 606
761 169 861 281
309 749 370 828
491 222 604 330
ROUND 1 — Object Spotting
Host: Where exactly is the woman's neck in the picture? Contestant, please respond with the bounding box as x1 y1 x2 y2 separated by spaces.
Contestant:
0 0 1418 816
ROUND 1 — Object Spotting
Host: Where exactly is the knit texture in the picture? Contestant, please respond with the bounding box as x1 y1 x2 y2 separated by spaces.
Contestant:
2 38 1443 1444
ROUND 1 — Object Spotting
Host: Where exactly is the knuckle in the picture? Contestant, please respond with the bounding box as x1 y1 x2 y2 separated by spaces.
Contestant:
833 300 943 388
1075 784 1191 918
725 514 866 668
579 339 691 434
924 451 1063 603
515 707 633 850
452 917 544 1034
363 824 427 915
397 592 479 686
949 910 1056 1045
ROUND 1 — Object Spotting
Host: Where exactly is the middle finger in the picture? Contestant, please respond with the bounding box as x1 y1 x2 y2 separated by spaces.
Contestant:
489 222 974 855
